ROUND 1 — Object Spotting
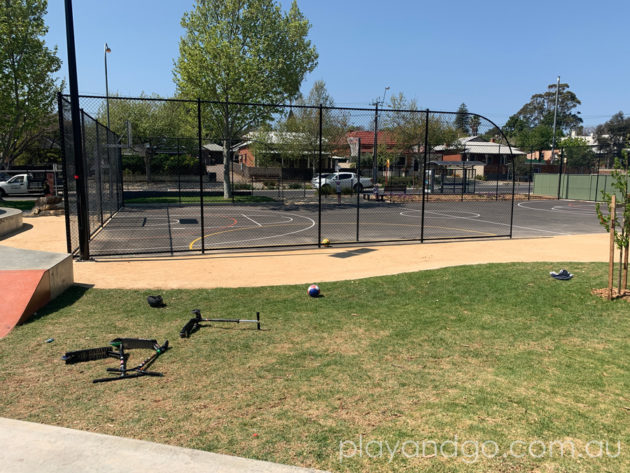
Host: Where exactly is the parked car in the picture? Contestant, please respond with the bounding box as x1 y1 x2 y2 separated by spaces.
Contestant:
311 172 373 192
0 173 51 196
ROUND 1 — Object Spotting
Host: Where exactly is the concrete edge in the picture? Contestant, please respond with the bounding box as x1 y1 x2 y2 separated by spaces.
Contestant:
0 417 329 473
0 207 23 237
48 254 74 299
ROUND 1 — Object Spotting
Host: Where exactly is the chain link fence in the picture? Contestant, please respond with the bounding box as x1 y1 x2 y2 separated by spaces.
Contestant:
518 145 622 201
61 95 517 257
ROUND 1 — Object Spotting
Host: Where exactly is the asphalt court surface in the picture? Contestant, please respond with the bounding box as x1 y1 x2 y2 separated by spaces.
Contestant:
88 199 606 255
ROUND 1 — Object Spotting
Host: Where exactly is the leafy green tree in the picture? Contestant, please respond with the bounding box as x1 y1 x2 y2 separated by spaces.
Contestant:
385 93 459 156
0 0 61 169
504 82 581 149
561 136 596 170
454 103 470 135
508 82 582 132
174 0 318 197
469 115 481 136
517 124 554 151
595 112 630 157
280 80 348 170
100 94 193 181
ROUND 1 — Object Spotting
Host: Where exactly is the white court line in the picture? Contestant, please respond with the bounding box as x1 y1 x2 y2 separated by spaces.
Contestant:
517 201 597 215
241 214 262 227
400 206 567 235
202 212 316 245
400 209 481 219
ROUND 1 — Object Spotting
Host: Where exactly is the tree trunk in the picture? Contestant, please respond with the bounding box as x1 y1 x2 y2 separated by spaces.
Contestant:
144 150 152 183
223 140 232 199
623 244 629 293
618 245 623 295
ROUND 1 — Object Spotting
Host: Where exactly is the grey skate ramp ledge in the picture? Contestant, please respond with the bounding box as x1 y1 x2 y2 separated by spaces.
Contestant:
0 207 23 237
0 417 329 473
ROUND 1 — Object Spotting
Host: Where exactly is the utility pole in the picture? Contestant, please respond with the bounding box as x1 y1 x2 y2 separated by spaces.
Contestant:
371 86 390 184
550 76 560 163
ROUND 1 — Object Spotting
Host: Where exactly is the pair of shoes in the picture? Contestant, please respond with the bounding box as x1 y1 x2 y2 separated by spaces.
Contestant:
550 269 573 280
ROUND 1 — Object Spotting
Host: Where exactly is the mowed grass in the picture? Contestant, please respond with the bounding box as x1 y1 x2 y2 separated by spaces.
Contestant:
0 199 36 211
0 262 628 472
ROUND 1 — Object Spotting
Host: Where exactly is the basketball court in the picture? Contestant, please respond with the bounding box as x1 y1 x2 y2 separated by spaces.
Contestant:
84 199 606 256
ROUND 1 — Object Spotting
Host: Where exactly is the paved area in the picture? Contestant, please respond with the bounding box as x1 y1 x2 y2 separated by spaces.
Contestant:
83 199 605 256
0 417 326 473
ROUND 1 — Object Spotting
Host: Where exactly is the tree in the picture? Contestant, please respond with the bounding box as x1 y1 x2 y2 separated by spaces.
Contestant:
595 112 630 155
469 115 481 136
0 0 61 169
280 80 348 171
503 82 582 149
596 156 630 297
173 0 318 197
99 94 192 181
454 103 470 135
385 93 459 154
509 82 582 132
561 136 596 170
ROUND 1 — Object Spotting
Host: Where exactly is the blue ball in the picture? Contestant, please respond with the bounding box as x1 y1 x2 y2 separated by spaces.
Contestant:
308 284 320 297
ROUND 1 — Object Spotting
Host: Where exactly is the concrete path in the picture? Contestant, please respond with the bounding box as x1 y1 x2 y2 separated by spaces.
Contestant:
0 417 327 473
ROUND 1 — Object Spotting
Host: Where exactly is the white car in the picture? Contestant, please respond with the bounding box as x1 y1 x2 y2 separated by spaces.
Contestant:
311 172 372 192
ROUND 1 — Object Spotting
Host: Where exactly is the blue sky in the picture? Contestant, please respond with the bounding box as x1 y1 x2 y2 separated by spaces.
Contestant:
44 0 629 128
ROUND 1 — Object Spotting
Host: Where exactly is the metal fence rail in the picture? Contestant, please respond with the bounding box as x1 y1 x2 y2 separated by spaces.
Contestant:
60 95 517 258
59 95 124 254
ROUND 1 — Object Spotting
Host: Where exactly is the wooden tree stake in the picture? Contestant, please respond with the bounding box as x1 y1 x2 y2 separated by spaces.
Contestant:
608 194 616 300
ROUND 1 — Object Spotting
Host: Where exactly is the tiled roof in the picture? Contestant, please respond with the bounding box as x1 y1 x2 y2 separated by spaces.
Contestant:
346 130 397 146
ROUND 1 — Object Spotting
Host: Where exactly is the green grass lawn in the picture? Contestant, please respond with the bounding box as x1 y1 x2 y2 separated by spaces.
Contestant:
0 199 36 211
124 195 275 204
0 262 628 472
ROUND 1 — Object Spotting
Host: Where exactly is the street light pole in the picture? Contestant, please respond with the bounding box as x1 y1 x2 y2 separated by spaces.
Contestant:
104 43 111 129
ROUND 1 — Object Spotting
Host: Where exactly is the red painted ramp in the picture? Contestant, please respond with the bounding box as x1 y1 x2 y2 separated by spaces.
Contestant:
0 270 50 338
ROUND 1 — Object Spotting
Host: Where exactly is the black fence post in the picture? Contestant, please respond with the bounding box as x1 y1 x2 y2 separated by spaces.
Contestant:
594 154 601 202
509 149 516 238
356 137 361 241
556 147 564 200
317 104 323 247
420 109 429 243
57 93 73 255
495 144 500 200
63 0 89 260
528 147 533 200
177 137 182 205
198 98 205 254
94 121 103 225
372 103 379 184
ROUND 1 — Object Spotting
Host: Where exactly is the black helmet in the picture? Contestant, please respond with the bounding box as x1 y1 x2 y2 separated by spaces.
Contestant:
147 295 166 308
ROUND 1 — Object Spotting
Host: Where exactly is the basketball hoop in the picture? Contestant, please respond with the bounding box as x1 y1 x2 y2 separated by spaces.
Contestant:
347 137 360 158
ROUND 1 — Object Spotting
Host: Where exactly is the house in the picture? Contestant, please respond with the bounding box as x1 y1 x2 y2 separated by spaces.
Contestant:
202 143 225 166
343 130 399 157
525 132 602 163
433 136 525 179
341 130 418 174
235 131 331 170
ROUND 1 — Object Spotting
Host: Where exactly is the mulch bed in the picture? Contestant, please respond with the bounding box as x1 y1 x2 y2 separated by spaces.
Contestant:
591 287 630 301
